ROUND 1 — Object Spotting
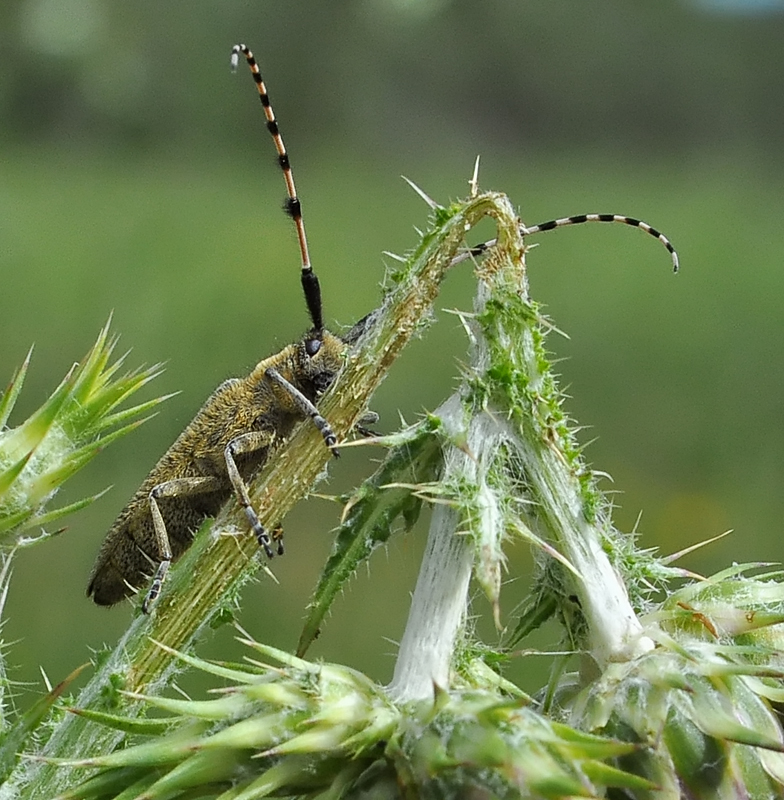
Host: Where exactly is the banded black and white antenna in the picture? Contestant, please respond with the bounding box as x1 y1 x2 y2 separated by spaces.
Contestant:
455 213 679 272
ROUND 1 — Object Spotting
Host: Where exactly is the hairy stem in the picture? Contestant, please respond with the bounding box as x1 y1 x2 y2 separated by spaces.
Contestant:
387 395 475 702
7 191 505 799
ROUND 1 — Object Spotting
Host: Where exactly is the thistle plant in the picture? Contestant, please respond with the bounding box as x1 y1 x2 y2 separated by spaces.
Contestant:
0 320 165 780
0 319 164 545
5 185 784 799
46 634 652 800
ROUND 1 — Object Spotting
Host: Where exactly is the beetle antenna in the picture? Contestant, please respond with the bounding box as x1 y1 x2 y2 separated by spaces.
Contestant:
453 214 679 272
523 214 679 272
231 44 324 332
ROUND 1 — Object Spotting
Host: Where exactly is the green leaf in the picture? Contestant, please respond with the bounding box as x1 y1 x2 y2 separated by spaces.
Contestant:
0 346 32 430
21 488 111 535
96 391 175 434
0 663 87 783
118 691 249 721
128 748 244 799
297 421 443 656
54 767 155 800
0 450 33 501
1 363 75 461
66 707 181 736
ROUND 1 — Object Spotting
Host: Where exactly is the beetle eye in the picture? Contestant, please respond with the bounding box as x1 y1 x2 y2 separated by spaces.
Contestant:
305 338 321 357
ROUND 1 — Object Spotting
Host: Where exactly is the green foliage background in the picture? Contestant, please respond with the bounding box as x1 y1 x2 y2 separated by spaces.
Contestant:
1 0 783 706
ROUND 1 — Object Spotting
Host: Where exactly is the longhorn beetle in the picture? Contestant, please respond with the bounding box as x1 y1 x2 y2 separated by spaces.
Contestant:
87 43 679 613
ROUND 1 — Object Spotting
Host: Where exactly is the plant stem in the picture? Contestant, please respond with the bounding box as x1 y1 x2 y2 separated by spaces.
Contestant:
389 194 656 708
388 396 475 702
7 191 506 800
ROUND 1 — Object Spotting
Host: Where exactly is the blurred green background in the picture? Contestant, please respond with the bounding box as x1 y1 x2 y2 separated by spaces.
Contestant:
2 0 784 702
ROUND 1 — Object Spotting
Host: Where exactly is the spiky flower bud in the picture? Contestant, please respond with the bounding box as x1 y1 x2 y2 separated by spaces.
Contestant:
0 319 166 544
0 319 165 773
562 568 784 796
52 636 652 800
